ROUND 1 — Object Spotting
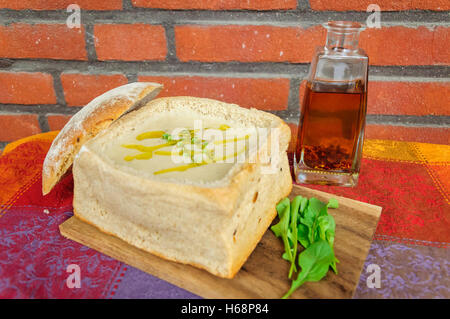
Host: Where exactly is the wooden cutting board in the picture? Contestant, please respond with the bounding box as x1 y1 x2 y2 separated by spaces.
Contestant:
60 185 382 299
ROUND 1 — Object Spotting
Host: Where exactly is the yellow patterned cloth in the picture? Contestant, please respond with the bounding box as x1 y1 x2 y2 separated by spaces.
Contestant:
363 139 449 205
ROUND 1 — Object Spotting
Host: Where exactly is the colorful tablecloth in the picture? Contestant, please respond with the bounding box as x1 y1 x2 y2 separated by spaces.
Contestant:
0 132 448 298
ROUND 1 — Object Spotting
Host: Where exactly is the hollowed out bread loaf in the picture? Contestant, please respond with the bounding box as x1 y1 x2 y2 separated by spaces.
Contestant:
42 82 163 195
73 96 292 278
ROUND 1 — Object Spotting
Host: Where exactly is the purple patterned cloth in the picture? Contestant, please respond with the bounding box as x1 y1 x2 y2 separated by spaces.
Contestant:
355 240 450 299
106 238 449 299
111 267 200 299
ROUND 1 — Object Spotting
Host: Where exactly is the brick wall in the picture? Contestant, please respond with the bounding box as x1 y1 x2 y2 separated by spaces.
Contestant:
0 0 449 151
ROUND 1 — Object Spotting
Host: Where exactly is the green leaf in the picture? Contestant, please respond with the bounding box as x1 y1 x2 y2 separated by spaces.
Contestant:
297 223 310 248
271 198 290 238
271 196 340 298
300 197 323 226
327 198 339 209
317 215 335 243
288 196 302 277
270 201 293 262
276 198 290 218
300 198 326 244
282 240 335 299
299 197 308 214
330 259 339 274
317 214 339 275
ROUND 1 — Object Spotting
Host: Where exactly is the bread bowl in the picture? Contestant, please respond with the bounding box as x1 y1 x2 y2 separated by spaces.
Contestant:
45 84 292 278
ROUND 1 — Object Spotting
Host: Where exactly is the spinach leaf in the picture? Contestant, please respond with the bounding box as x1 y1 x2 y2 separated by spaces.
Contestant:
275 198 290 218
317 214 339 273
296 197 310 248
299 197 308 214
282 240 335 299
317 215 335 245
288 196 303 278
271 196 340 298
271 199 293 263
299 197 325 244
299 197 323 228
297 223 310 249
271 197 290 238
327 198 339 209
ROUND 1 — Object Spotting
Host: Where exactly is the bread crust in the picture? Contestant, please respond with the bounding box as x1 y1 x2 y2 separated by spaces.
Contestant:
42 82 163 195
73 208 235 278
73 150 292 279
72 96 293 278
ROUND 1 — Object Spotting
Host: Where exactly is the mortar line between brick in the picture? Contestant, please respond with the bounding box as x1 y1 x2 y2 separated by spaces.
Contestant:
37 114 50 132
137 71 303 79
297 0 311 10
3 19 448 28
122 0 134 10
163 23 178 64
166 21 450 28
49 70 66 105
287 78 302 118
369 75 450 82
136 72 450 82
126 73 138 82
0 104 80 115
84 24 98 61
2 60 448 78
366 115 450 126
0 9 448 25
284 116 450 127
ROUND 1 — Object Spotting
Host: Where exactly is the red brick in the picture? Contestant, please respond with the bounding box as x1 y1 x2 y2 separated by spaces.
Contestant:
0 114 41 142
175 24 449 66
61 73 128 106
368 81 450 116
94 24 167 61
131 0 297 10
433 26 450 64
138 75 290 110
0 0 122 10
299 80 450 117
0 72 56 105
360 26 449 66
0 23 87 60
175 25 326 63
47 114 72 131
365 125 450 145
309 0 450 11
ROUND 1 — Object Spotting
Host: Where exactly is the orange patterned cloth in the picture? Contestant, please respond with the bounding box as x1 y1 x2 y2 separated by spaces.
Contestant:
0 132 449 298
0 132 59 217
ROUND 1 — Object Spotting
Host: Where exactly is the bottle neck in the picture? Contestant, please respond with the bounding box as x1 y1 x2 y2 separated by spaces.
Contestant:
325 30 361 52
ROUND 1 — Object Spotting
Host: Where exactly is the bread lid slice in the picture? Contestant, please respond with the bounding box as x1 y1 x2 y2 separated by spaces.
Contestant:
42 82 163 195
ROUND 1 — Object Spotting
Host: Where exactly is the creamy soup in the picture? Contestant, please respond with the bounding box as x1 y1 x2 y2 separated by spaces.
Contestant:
104 111 258 183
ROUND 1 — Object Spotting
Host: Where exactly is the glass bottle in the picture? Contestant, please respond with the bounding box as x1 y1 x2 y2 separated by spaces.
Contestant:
294 21 368 187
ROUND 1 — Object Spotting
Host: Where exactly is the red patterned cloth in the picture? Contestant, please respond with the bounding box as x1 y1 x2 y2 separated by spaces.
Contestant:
0 133 126 298
0 132 448 298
